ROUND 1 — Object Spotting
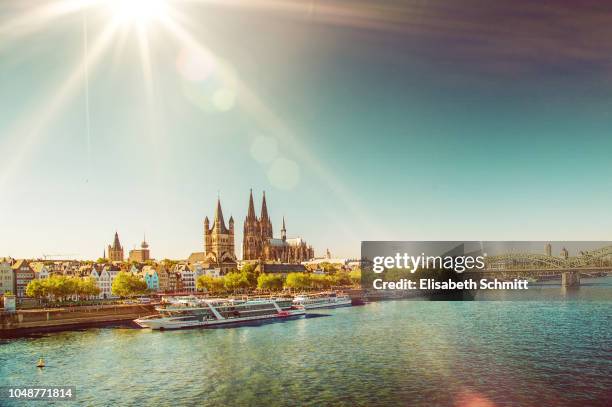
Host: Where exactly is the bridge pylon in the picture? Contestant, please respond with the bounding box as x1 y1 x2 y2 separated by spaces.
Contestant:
561 271 580 287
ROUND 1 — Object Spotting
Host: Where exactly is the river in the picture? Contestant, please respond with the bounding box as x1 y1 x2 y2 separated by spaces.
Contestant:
1 277 611 406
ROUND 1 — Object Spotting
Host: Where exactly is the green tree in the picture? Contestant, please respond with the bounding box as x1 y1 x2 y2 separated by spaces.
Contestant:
349 269 361 286
224 271 250 292
96 258 108 264
46 275 75 301
310 274 333 289
285 273 312 290
241 263 260 289
26 279 47 300
78 277 101 299
319 262 340 274
257 273 284 291
112 272 149 298
27 275 94 302
241 262 257 274
333 271 352 286
196 275 225 294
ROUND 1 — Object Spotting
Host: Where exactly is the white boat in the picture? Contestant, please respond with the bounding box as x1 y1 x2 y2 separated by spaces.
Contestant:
293 293 352 309
134 297 305 330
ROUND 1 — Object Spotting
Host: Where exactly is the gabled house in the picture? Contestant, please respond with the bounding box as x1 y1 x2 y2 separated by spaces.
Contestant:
174 263 196 292
140 265 159 291
0 260 14 296
30 262 50 279
11 259 35 298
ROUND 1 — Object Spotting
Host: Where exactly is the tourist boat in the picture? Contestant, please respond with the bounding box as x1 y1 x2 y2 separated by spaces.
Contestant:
293 292 352 309
134 297 305 330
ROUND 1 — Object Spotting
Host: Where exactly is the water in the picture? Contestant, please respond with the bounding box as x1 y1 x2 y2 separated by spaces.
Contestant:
1 278 611 406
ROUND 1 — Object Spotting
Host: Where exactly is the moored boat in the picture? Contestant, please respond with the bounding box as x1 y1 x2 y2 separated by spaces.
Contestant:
293 292 352 309
134 297 305 330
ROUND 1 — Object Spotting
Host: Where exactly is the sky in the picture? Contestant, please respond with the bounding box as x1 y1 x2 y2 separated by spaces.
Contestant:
1 0 612 260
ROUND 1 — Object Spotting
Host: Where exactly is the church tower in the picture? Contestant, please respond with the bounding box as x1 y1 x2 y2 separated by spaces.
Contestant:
107 231 124 262
242 189 261 260
204 198 236 262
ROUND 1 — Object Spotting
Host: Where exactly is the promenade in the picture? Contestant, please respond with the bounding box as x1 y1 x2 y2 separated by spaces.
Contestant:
0 304 155 336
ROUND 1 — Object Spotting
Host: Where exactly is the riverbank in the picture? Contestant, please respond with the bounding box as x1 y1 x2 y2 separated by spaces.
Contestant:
0 304 155 337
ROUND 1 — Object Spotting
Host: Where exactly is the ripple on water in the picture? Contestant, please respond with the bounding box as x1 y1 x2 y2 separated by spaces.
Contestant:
0 294 611 407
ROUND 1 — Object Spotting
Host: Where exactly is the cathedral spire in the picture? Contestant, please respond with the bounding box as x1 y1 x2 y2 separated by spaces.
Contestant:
247 189 256 219
281 216 286 241
261 191 269 220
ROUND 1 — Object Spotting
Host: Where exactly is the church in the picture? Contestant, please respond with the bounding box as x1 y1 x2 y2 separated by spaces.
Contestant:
106 232 124 262
243 190 314 263
188 198 238 274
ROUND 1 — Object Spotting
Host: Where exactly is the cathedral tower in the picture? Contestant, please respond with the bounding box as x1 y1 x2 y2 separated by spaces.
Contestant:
259 191 273 240
281 217 287 242
242 189 261 260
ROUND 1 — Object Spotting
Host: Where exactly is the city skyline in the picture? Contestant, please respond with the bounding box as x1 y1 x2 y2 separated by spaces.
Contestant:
2 1 612 259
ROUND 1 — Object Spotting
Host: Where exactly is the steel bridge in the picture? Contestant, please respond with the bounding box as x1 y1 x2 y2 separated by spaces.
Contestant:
484 245 612 270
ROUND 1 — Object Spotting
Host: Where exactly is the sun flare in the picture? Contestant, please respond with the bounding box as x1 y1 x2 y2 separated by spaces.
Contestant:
109 0 169 25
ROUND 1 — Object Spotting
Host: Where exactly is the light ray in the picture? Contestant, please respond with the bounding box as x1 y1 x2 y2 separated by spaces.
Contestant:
136 24 155 99
0 0 98 50
83 11 92 181
160 16 386 240
0 20 119 188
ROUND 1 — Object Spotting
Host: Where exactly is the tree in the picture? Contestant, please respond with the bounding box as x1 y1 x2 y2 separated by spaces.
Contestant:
257 273 284 291
349 269 361 286
241 263 260 289
285 273 311 290
319 262 340 274
241 262 257 274
46 275 75 302
96 258 108 264
333 271 352 286
78 277 101 299
112 272 148 298
310 274 333 289
26 275 99 302
196 275 225 294
224 271 250 292
26 279 47 300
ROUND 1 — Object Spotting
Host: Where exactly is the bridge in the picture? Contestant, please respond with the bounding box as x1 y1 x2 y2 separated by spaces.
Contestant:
471 245 612 287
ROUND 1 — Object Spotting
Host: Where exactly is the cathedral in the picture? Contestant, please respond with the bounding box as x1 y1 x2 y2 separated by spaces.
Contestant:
243 190 314 263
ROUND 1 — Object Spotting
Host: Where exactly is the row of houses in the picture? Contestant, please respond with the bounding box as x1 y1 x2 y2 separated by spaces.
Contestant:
0 258 221 299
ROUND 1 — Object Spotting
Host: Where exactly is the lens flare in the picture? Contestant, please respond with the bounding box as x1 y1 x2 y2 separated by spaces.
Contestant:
109 0 168 25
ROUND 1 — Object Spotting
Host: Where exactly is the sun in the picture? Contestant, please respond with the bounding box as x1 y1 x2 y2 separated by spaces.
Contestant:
109 0 169 25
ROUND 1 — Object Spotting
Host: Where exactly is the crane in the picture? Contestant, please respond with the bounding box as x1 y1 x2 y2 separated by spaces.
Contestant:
41 254 78 260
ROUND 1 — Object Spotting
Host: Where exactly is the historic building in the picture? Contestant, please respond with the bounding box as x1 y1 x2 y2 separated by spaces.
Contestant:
107 232 124 262
188 198 237 274
0 260 15 296
11 259 35 298
139 265 159 291
204 199 236 264
129 236 151 263
242 190 314 263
